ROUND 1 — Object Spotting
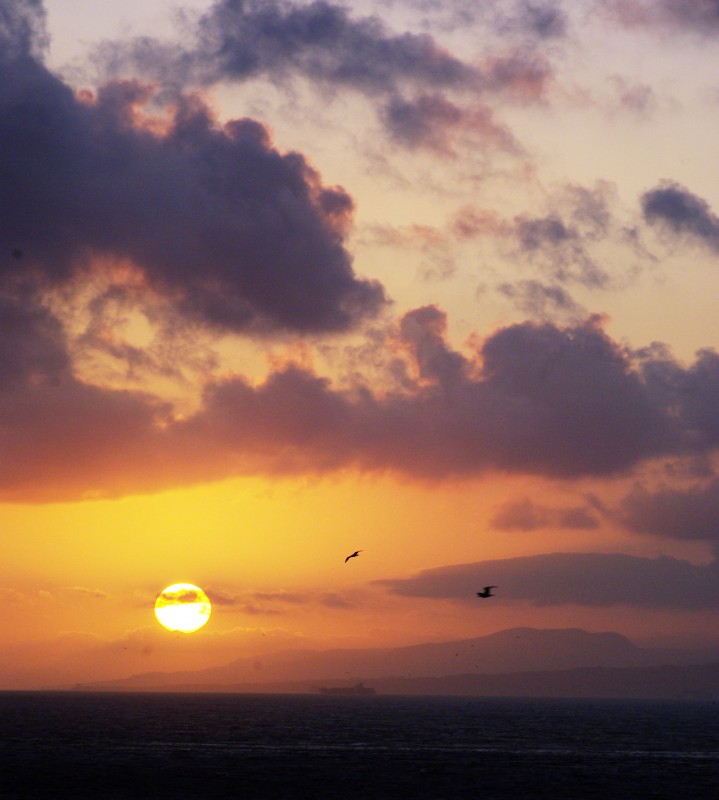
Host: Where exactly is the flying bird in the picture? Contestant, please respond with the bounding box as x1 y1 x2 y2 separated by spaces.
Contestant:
345 550 363 563
476 586 497 598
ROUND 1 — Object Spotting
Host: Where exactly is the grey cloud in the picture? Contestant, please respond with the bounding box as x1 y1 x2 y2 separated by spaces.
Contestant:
382 93 519 154
0 0 47 59
507 183 616 288
620 480 719 542
94 0 477 96
377 552 719 610
491 497 599 531
497 280 584 320
185 312 673 480
0 22 385 334
606 1 719 35
0 291 69 385
193 0 475 92
641 182 719 253
90 1 552 150
6 295 719 501
514 214 609 287
492 1 568 39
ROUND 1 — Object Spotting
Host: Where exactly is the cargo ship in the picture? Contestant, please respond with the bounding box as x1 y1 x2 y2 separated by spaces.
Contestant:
317 682 376 695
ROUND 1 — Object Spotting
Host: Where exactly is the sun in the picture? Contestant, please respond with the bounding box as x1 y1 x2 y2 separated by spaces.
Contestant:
154 583 212 633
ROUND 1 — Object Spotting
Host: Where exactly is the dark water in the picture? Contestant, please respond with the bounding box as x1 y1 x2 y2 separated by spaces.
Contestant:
1 692 718 799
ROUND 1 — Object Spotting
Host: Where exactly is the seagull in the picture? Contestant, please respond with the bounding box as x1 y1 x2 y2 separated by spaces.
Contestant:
345 550 363 563
476 586 497 598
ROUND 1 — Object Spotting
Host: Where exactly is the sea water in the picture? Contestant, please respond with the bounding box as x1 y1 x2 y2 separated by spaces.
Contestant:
1 692 717 799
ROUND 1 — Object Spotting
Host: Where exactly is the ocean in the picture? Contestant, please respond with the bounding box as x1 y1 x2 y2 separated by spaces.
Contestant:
1 692 717 799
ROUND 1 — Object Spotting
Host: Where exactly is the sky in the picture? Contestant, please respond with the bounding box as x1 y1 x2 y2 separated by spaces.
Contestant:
2 0 719 689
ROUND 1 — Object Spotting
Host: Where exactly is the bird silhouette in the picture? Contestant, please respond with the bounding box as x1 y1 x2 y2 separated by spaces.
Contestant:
345 550 363 563
476 586 496 598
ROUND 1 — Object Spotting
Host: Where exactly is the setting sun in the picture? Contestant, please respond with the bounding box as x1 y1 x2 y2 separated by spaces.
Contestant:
154 583 212 633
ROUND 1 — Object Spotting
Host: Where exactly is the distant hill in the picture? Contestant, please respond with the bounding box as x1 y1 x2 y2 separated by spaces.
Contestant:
88 662 719 700
77 627 718 696
371 662 719 700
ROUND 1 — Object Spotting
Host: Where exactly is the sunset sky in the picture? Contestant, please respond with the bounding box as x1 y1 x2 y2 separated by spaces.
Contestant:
2 0 719 689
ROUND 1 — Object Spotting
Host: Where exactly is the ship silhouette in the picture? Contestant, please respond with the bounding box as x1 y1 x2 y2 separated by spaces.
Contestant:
317 681 376 696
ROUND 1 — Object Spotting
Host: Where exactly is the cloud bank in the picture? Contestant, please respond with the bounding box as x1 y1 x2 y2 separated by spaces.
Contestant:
5 293 719 501
378 552 719 610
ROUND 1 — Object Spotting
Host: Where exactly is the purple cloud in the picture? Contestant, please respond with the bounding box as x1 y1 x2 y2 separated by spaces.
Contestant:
0 14 385 334
491 497 599 531
377 552 719 610
620 480 719 543
642 182 719 253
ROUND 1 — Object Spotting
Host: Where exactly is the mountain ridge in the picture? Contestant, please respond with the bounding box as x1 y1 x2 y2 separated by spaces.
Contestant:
76 626 719 693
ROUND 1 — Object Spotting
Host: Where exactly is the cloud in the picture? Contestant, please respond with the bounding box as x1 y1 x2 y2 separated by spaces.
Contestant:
157 587 204 604
92 0 479 101
607 76 657 117
619 480 719 543
604 0 719 35
0 0 47 59
512 190 612 287
497 280 585 320
0 23 385 334
181 311 684 483
381 94 518 155
58 586 108 600
491 497 599 531
377 552 719 609
492 1 568 39
192 0 476 92
88 0 552 151
10 298 719 501
641 182 719 253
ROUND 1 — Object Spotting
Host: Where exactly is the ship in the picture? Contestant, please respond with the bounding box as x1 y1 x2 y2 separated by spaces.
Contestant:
317 682 376 695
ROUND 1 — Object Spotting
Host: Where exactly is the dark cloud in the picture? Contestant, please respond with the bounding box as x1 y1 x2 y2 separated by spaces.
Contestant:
636 344 719 447
182 312 673 481
0 294 185 502
641 182 719 253
192 0 475 92
0 0 47 59
90 1 552 149
93 0 477 97
491 497 599 531
620 480 719 543
0 20 385 334
377 552 719 610
7 284 719 501
0 291 68 385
